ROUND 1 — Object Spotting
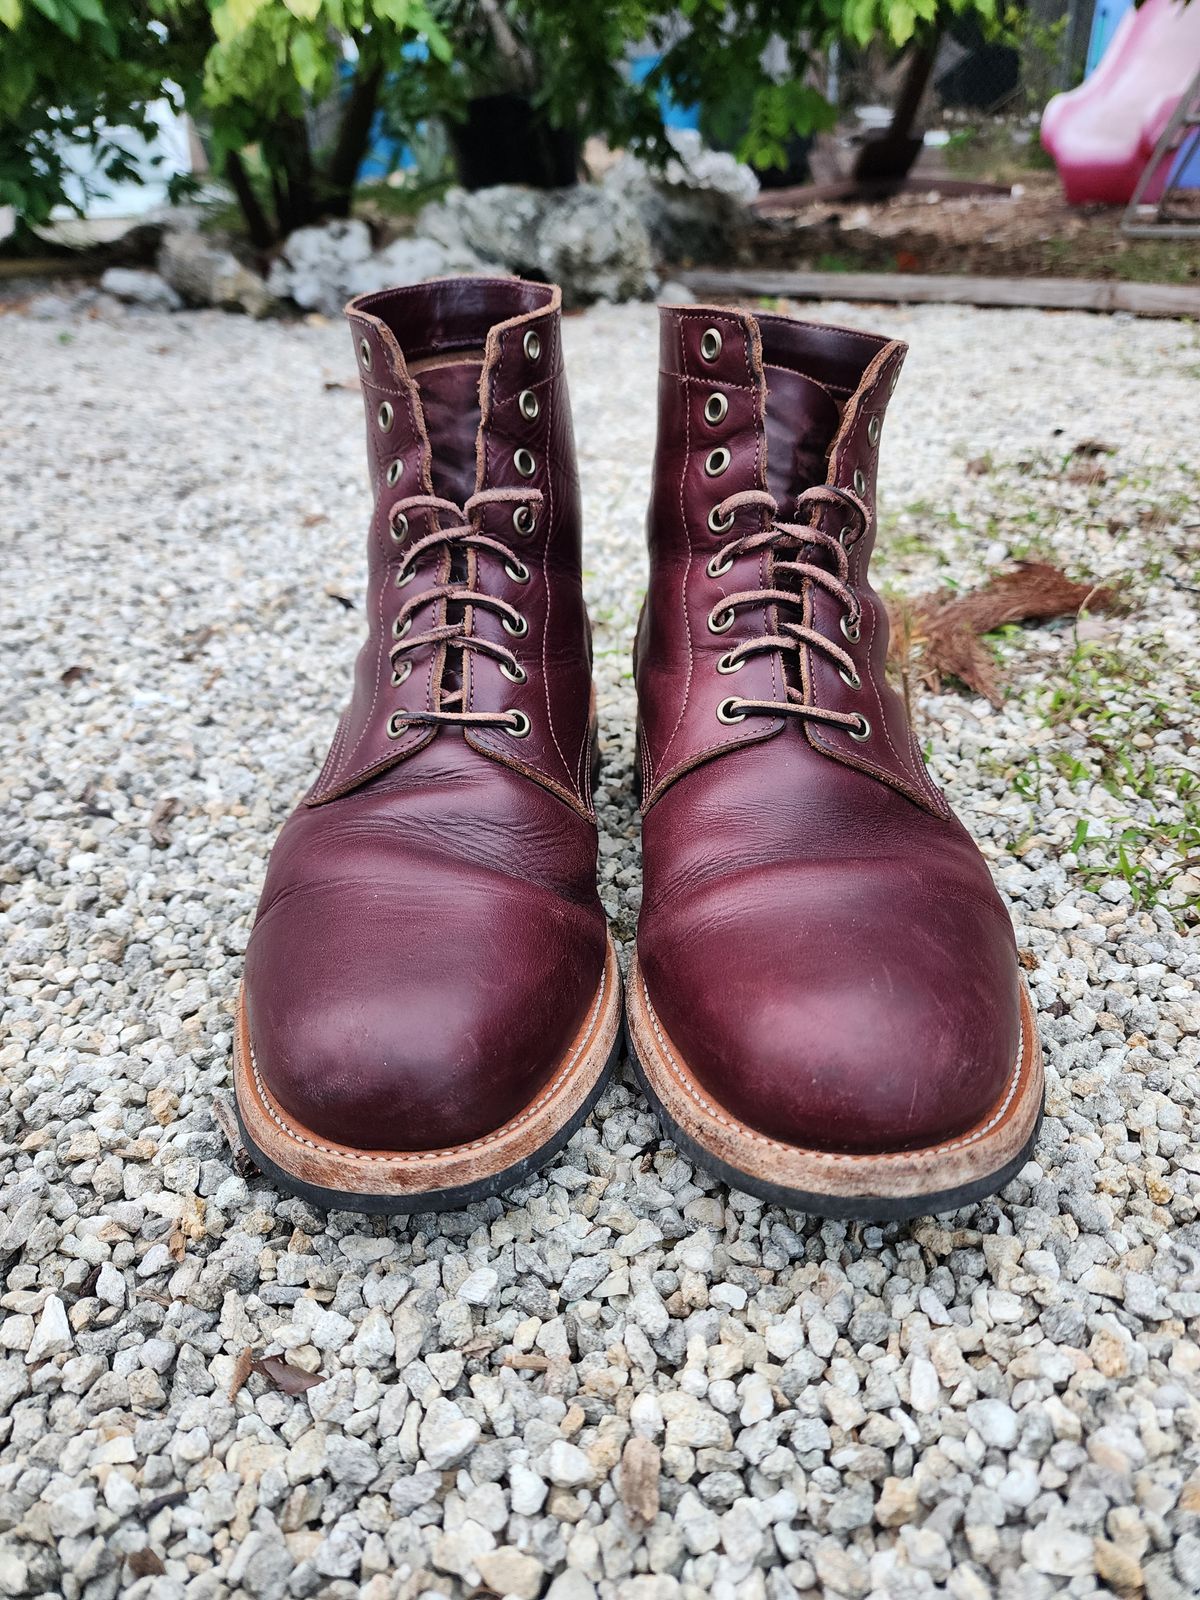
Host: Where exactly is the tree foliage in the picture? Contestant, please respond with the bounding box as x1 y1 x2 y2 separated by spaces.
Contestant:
1 0 1003 247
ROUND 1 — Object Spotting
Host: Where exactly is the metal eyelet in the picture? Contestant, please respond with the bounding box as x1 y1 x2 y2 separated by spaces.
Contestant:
716 651 744 674
386 710 407 739
523 329 541 362
514 448 536 478
502 613 529 638
704 447 731 478
377 401 394 432
716 697 746 724
840 613 861 644
704 393 729 425
708 607 735 636
505 559 530 584
386 460 404 488
853 468 867 494
358 337 372 370
500 660 527 684
867 416 881 447
837 525 854 548
839 665 861 690
708 505 735 535
707 552 733 578
389 512 408 543
391 661 412 686
700 327 723 362
392 615 411 640
849 714 872 742
395 563 416 588
518 389 539 422
512 504 536 537
508 709 532 737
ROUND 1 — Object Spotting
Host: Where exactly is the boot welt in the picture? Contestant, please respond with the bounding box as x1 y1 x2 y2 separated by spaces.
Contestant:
233 934 622 1214
625 952 1044 1222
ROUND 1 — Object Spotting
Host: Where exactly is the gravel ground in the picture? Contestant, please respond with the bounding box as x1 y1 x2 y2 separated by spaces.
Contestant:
2 296 1199 1600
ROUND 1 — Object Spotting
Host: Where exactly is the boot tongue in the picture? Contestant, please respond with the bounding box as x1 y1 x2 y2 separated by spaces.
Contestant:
762 364 842 511
412 357 484 506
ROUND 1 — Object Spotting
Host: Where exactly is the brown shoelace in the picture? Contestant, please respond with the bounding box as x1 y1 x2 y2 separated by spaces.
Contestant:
386 487 541 737
705 484 872 738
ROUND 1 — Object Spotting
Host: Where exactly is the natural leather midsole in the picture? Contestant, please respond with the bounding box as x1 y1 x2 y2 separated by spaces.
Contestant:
627 952 1043 1200
235 933 621 1197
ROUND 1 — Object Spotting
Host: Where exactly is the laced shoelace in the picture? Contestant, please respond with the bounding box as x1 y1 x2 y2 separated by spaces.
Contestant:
385 486 541 739
705 483 873 740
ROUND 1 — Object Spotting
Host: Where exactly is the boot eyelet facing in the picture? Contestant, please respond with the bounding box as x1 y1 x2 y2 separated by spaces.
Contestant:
358 337 372 371
708 505 735 535
389 512 408 542
707 552 733 578
716 697 746 725
704 447 731 478
377 401 394 432
867 416 881 447
839 613 861 643
386 710 408 739
839 665 862 690
386 459 404 489
838 525 854 548
716 651 744 674
507 709 532 737
708 607 735 635
704 392 729 425
504 558 530 584
512 504 537 537
392 615 412 641
518 389 540 422
700 327 723 362
514 448 536 478
852 467 867 494
502 613 529 638
499 660 527 684
849 714 872 742
391 661 412 687
523 329 541 362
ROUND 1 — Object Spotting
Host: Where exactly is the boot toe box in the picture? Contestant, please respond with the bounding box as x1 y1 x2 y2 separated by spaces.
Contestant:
640 859 1023 1156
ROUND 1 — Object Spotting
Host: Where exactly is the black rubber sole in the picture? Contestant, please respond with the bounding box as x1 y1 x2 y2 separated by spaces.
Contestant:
625 1016 1045 1223
235 1029 622 1216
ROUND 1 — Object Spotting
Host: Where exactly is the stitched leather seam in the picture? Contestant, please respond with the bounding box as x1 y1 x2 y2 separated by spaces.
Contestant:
640 977 1027 1159
653 314 697 783
248 960 609 1164
540 316 578 796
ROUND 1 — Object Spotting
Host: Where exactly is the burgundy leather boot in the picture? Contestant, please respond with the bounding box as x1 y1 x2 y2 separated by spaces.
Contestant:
626 305 1043 1219
234 278 621 1212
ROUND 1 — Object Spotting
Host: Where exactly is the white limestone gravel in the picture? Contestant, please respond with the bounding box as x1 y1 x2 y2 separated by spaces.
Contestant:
1 293 1199 1600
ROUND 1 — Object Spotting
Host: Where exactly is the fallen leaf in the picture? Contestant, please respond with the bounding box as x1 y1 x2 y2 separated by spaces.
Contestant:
965 455 991 476
148 796 179 849
302 512 328 528
619 1435 661 1525
180 625 216 661
126 1550 165 1579
1067 461 1108 486
325 587 355 610
1072 438 1116 457
167 1228 186 1263
251 1355 327 1396
59 663 88 685
323 373 359 391
887 561 1120 706
229 1346 254 1402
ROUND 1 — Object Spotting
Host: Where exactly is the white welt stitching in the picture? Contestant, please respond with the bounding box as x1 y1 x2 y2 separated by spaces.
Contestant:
247 960 609 1165
640 978 1028 1160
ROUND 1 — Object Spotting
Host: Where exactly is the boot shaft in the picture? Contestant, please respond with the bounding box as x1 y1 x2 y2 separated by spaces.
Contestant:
308 278 596 816
636 303 948 817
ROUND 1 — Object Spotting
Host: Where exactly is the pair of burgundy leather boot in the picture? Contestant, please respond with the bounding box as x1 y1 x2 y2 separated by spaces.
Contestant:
234 277 1042 1218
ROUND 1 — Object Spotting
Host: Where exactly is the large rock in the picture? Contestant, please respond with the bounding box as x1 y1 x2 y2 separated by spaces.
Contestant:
159 227 274 317
268 217 493 315
416 182 655 308
604 127 759 264
99 267 182 312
